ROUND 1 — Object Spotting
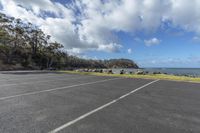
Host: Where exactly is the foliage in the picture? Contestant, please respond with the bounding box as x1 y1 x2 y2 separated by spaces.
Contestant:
0 13 138 70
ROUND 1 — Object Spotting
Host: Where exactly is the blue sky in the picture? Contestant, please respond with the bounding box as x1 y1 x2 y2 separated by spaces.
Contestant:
1 0 200 68
86 29 200 68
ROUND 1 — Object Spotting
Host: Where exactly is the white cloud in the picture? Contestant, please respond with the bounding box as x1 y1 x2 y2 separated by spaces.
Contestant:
127 48 132 54
144 38 161 46
192 36 200 43
165 0 200 34
98 43 122 53
1 0 200 54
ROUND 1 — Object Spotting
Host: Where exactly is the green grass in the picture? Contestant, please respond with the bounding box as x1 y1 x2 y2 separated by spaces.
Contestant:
59 70 200 83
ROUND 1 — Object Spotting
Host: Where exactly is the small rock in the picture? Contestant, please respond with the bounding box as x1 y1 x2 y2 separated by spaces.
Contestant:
120 69 125 74
129 71 133 74
136 70 145 75
99 69 103 73
107 69 113 74
153 71 161 74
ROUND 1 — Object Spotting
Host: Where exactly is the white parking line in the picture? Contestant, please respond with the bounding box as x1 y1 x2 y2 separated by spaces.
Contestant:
0 74 82 82
0 75 94 87
0 77 122 101
0 74 60 82
49 79 160 133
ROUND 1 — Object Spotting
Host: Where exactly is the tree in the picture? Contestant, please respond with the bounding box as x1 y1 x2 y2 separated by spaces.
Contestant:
45 42 64 68
0 13 139 70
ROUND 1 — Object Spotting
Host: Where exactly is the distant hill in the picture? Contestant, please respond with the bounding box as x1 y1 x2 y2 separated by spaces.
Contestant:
104 59 139 68
65 58 139 69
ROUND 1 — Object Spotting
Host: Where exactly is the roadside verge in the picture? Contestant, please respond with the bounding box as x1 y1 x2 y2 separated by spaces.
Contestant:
59 70 200 83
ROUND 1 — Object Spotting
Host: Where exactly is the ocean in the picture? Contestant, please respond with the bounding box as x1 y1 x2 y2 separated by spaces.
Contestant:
112 68 200 77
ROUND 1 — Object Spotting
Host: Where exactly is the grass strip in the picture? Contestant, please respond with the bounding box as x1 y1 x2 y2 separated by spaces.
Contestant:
58 70 200 83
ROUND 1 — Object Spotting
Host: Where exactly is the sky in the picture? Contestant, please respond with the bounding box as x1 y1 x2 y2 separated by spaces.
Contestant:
0 0 200 68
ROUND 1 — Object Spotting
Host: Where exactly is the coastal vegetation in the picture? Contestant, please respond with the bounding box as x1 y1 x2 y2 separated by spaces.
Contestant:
1 12 199 83
60 70 200 83
0 13 138 70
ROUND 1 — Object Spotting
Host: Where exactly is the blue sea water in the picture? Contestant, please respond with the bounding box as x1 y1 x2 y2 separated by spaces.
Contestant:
112 68 200 77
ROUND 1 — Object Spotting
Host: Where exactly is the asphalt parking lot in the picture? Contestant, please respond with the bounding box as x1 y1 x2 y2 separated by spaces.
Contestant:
0 72 200 133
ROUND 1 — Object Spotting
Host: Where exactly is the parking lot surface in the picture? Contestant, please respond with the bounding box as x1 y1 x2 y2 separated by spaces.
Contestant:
0 72 200 133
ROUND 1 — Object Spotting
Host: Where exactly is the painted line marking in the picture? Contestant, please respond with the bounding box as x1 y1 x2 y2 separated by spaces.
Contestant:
0 74 60 82
0 77 122 101
0 74 82 82
0 75 94 87
49 79 159 133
